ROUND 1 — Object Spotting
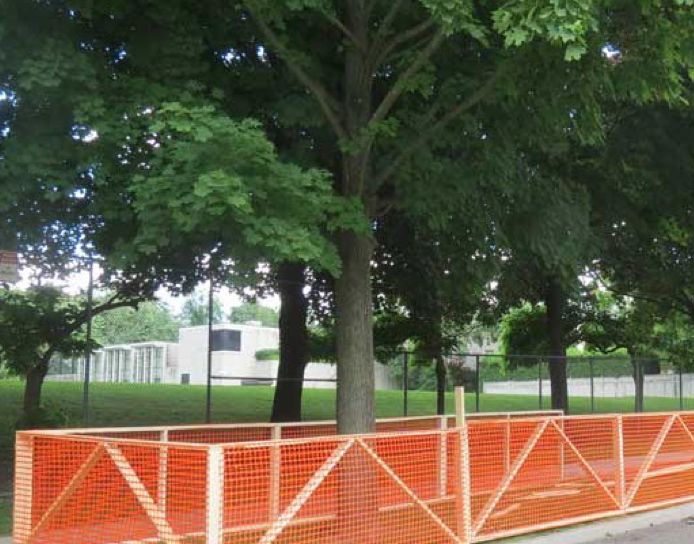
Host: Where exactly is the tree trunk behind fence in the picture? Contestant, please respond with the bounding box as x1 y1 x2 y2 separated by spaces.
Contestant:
271 262 309 423
545 275 569 413
630 355 645 413
21 356 50 427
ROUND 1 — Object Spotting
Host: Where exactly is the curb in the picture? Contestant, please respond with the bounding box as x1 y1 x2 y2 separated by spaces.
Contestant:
511 503 694 544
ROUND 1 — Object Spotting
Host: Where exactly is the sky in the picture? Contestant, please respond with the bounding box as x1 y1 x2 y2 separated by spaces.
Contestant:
16 264 280 317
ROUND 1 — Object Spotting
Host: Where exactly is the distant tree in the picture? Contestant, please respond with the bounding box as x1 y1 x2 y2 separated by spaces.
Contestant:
180 292 224 327
230 302 279 328
499 290 666 412
93 301 180 345
373 212 496 414
0 286 144 426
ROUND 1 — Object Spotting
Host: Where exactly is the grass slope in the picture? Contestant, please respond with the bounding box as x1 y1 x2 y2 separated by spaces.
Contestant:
0 380 691 535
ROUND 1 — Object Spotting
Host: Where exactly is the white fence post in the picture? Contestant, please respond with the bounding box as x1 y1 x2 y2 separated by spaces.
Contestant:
504 414 511 474
158 430 169 518
206 446 224 544
438 416 448 498
455 387 473 543
269 426 282 521
13 434 34 544
613 415 626 509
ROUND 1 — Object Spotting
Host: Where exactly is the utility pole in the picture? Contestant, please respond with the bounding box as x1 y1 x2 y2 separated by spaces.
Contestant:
205 267 214 423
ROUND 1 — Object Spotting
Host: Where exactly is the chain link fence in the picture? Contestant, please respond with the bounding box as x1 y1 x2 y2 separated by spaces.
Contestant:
394 351 690 415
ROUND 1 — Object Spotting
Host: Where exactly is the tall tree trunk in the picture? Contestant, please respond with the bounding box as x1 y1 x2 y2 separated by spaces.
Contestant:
545 275 569 413
20 356 51 428
336 1 374 436
425 317 446 416
335 230 375 434
271 262 309 423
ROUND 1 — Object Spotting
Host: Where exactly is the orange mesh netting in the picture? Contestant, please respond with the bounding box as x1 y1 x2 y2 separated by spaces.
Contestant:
14 411 694 543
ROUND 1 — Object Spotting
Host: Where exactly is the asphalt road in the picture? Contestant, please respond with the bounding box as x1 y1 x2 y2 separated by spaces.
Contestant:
513 503 694 544
590 518 694 543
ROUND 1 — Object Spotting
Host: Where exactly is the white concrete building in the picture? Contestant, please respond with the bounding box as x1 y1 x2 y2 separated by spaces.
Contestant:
49 342 178 384
49 323 399 390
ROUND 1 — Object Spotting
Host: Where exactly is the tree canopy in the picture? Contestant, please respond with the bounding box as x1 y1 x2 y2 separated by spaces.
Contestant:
4 0 694 425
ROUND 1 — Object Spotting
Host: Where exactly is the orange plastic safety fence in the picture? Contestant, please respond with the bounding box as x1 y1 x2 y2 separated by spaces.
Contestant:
14 411 694 544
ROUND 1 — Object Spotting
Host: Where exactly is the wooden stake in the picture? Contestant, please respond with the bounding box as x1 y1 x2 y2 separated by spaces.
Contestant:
455 387 473 543
206 446 224 544
12 434 34 544
613 416 626 509
439 416 448 499
269 426 282 521
158 430 169 519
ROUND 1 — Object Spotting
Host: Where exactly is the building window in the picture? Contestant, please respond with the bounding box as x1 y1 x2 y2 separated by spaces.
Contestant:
212 330 242 352
122 351 131 383
152 347 164 383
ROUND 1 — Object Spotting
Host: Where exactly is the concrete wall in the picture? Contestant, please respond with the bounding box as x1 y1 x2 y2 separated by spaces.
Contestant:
177 324 280 386
483 373 694 398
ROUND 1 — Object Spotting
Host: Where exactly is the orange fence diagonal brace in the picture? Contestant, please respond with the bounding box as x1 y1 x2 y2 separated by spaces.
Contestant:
258 439 355 544
104 444 177 543
549 421 620 509
30 444 106 541
472 420 551 536
675 415 694 448
625 415 676 508
356 438 463 544
641 415 694 481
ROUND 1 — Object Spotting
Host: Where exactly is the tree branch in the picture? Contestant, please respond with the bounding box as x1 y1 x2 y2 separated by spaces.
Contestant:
324 12 366 53
63 296 145 337
369 29 445 128
374 70 500 188
369 18 435 71
249 9 347 141
373 0 407 47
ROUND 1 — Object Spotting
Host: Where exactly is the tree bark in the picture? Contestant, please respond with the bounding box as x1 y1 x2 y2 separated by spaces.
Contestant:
271 262 309 422
20 356 51 428
545 275 569 413
628 350 647 413
335 230 375 434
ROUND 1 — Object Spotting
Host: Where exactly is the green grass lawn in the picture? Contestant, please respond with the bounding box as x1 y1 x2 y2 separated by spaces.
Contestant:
0 497 10 536
0 379 692 536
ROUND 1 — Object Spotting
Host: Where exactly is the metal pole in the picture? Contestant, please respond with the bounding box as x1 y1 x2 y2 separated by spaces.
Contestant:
538 360 543 410
634 359 643 413
82 258 94 425
475 355 480 413
679 359 684 411
205 269 214 424
590 357 595 414
403 351 409 417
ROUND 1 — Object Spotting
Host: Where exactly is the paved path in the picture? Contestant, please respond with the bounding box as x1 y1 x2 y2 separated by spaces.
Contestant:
1 505 692 544
592 519 694 543
513 503 694 544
